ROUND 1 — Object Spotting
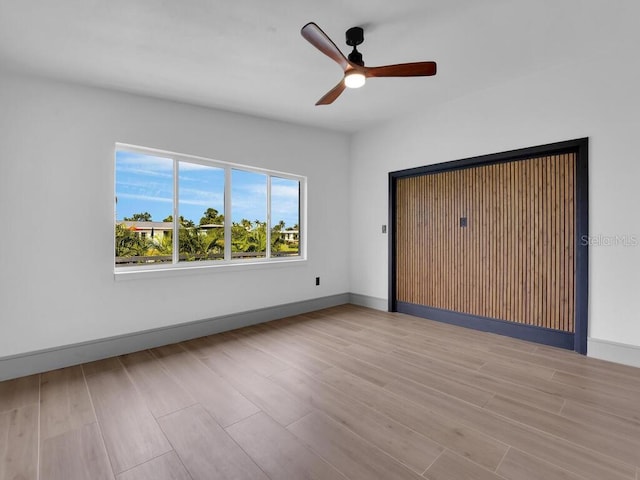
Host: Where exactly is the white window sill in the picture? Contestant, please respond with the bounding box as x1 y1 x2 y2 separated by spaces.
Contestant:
114 257 307 281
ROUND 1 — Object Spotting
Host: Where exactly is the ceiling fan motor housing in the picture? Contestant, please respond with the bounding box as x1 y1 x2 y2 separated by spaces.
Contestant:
345 27 364 46
348 49 364 66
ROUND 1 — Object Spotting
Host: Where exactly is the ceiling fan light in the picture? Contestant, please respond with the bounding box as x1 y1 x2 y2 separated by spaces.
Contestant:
344 72 366 89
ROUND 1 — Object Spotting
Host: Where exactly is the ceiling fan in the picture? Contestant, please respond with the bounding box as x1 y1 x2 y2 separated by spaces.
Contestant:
301 22 437 105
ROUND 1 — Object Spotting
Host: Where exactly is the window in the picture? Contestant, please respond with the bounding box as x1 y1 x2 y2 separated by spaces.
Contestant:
115 144 305 271
231 169 267 259
179 163 225 263
271 176 300 257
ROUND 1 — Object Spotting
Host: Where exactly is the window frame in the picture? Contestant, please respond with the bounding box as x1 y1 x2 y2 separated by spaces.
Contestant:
114 143 306 276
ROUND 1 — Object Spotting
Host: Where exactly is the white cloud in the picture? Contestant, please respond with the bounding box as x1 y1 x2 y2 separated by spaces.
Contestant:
271 184 299 200
116 193 172 203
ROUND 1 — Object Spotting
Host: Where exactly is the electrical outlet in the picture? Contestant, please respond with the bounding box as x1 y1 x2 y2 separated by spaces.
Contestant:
315 277 320 286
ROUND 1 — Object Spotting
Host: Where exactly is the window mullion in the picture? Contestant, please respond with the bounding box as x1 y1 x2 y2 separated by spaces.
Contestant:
266 175 271 259
298 180 304 259
224 166 232 262
173 159 180 264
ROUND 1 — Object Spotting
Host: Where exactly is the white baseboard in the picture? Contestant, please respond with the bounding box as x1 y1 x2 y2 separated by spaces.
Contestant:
587 337 640 368
349 293 387 311
0 293 350 381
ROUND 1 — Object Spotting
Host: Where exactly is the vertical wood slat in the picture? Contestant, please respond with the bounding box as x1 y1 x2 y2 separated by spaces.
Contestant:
567 154 576 334
395 153 576 333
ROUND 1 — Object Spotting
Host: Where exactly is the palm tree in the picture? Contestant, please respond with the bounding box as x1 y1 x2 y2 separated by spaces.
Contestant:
147 233 172 257
270 220 286 254
115 224 151 261
199 208 224 225
124 212 152 222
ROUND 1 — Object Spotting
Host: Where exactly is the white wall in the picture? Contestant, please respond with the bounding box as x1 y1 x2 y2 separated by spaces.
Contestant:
0 70 350 359
349 8 640 357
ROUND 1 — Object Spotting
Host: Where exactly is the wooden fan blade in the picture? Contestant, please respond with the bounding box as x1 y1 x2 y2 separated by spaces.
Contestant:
301 22 349 70
365 61 437 78
316 80 347 105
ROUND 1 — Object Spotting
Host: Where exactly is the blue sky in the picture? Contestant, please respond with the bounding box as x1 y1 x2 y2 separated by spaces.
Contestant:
115 151 299 228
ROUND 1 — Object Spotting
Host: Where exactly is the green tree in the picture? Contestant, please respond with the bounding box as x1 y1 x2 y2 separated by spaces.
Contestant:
115 223 150 259
160 213 224 261
147 232 172 257
178 226 206 260
231 222 249 251
124 212 152 222
270 220 286 254
163 215 195 227
249 221 267 252
204 229 224 254
231 219 267 254
199 208 224 225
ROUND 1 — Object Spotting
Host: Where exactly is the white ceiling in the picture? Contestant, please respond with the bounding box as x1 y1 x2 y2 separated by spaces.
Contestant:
0 1 631 132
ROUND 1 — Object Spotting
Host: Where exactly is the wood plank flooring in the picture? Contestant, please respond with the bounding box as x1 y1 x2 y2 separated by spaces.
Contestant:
1 304 640 480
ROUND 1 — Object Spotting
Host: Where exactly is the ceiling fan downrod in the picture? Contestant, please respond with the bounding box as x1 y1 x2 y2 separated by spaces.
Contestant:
346 26 365 66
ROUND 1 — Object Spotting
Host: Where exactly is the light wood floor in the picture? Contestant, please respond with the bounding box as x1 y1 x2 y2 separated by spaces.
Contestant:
2 304 640 480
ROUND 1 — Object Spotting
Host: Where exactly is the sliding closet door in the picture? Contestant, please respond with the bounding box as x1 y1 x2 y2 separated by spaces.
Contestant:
391 140 588 352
